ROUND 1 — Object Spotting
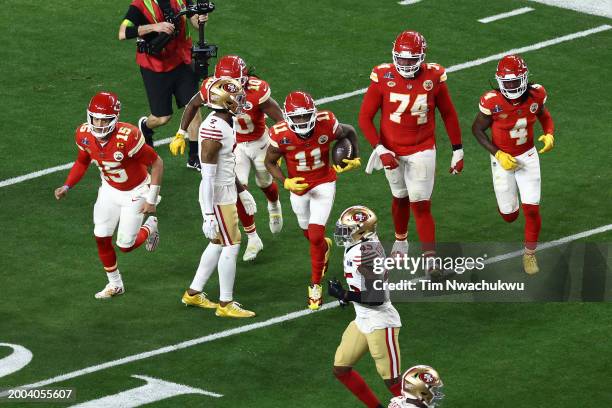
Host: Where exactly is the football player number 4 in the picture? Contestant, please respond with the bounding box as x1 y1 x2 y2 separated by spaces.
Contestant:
509 118 528 145
295 148 324 171
389 93 428 124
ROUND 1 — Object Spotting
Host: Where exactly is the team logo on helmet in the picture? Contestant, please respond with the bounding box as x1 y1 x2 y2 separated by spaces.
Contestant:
318 135 329 144
223 82 239 93
352 211 368 222
113 151 124 162
387 81 396 88
423 80 433 91
530 103 539 113
419 372 435 384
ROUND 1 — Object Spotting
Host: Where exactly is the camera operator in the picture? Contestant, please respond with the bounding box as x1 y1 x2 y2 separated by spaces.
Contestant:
119 0 208 170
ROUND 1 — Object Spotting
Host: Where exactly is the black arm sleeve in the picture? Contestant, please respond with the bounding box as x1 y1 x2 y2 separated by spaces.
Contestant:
124 5 148 27
345 288 384 306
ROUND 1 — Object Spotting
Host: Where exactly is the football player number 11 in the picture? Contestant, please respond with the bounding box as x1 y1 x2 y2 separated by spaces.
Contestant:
389 93 428 124
295 148 324 171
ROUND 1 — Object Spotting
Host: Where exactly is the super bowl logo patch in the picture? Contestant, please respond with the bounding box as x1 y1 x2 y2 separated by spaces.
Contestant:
81 137 90 146
280 137 291 145
423 80 434 91
113 151 124 162
383 72 395 79
492 105 503 114
318 135 329 144
243 101 253 111
530 103 539 113
387 81 396 88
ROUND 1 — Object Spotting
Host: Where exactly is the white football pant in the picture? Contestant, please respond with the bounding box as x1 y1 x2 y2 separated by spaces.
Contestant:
235 133 274 189
290 181 336 230
384 148 436 201
491 146 541 214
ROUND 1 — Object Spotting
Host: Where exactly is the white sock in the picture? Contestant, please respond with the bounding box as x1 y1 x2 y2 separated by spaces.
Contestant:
218 244 240 302
268 200 280 210
246 231 259 241
190 243 223 292
107 270 123 287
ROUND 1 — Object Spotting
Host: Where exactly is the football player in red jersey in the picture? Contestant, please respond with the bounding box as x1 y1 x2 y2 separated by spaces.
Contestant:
265 91 361 310
54 92 164 299
472 55 555 275
358 31 463 275
171 55 285 262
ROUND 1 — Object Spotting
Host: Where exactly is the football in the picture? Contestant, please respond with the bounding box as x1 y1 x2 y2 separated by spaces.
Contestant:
332 138 355 167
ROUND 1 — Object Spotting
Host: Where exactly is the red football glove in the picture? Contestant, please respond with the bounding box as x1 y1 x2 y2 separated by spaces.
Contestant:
375 145 399 170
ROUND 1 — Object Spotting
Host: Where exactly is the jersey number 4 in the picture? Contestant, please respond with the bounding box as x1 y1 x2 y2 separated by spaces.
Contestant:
509 118 528 145
389 93 428 124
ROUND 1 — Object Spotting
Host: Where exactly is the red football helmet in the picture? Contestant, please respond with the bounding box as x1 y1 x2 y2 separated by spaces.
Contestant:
392 31 427 78
283 91 317 136
214 55 248 87
87 92 121 139
496 55 529 100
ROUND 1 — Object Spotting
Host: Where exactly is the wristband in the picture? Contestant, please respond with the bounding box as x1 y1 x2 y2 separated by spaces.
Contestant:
177 128 188 138
452 144 463 151
125 25 139 40
146 185 160 205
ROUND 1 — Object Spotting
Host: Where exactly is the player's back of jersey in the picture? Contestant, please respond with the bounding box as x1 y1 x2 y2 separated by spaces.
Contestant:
198 112 236 187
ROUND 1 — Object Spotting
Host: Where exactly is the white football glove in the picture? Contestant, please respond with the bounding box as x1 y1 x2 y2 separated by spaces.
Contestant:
449 148 464 174
202 214 219 240
238 190 257 215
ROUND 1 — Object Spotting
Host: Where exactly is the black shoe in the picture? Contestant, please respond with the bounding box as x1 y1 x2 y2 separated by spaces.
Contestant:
186 156 201 171
138 116 154 147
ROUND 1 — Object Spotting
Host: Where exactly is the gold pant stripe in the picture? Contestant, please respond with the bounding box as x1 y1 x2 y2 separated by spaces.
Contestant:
214 204 241 245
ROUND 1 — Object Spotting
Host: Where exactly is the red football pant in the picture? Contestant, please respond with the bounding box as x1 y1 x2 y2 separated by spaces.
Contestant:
411 200 435 254
304 224 327 285
391 196 411 240
237 198 256 233
94 236 117 272
118 226 150 253
261 181 279 203
522 204 541 250
335 369 381 408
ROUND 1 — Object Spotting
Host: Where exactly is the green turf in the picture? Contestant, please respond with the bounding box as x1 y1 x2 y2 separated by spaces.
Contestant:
1 0 611 407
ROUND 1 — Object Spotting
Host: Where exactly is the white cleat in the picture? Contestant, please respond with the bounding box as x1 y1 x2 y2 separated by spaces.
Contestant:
95 283 125 299
268 201 283 234
243 235 263 261
390 240 409 259
143 216 159 252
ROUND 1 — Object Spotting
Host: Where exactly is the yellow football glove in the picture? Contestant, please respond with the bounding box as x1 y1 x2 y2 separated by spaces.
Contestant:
538 134 554 154
169 129 187 156
333 157 361 173
495 150 518 171
284 177 309 193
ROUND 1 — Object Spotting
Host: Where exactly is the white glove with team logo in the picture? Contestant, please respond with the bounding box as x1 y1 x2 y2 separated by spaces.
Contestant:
238 190 257 216
202 214 219 240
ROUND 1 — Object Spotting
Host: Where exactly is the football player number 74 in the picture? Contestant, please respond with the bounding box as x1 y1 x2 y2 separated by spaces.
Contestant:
389 93 428 124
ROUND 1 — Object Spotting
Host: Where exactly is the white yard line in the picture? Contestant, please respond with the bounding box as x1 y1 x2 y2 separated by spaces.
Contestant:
530 0 612 19
478 7 535 24
3 222 611 393
0 24 610 189
398 0 422 5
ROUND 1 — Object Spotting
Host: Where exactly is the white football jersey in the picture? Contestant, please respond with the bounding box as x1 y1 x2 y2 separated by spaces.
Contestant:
199 112 237 187
388 396 423 408
344 238 401 334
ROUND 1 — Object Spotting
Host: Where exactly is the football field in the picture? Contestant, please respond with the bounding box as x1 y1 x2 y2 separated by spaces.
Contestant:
1 1 611 407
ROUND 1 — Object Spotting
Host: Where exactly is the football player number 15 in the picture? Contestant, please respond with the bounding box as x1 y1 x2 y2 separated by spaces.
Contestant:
91 159 128 183
389 93 428 124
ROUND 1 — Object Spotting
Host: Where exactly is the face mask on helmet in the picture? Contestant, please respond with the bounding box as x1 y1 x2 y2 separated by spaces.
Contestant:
392 52 425 78
392 31 427 78
496 73 528 100
284 110 316 136
87 112 118 139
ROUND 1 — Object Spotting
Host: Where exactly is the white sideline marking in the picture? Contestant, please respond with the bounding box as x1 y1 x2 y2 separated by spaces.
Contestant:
531 0 612 19
3 222 611 394
478 7 535 23
0 344 33 379
398 0 422 5
0 24 610 189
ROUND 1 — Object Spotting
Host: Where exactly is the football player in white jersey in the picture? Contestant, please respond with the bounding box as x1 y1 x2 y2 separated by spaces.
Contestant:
328 206 403 407
180 78 256 318
388 365 444 408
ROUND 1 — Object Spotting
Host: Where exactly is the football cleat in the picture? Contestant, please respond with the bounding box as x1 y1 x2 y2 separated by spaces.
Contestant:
95 283 124 299
186 156 202 171
321 237 332 277
143 216 159 252
243 235 263 261
138 116 154 146
523 252 540 275
308 284 323 310
215 301 256 318
268 201 283 234
181 291 218 309
390 240 409 260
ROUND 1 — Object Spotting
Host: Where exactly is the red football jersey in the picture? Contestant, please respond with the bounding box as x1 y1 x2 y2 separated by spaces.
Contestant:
479 84 548 156
74 122 152 190
362 62 450 155
269 110 340 195
199 76 271 143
